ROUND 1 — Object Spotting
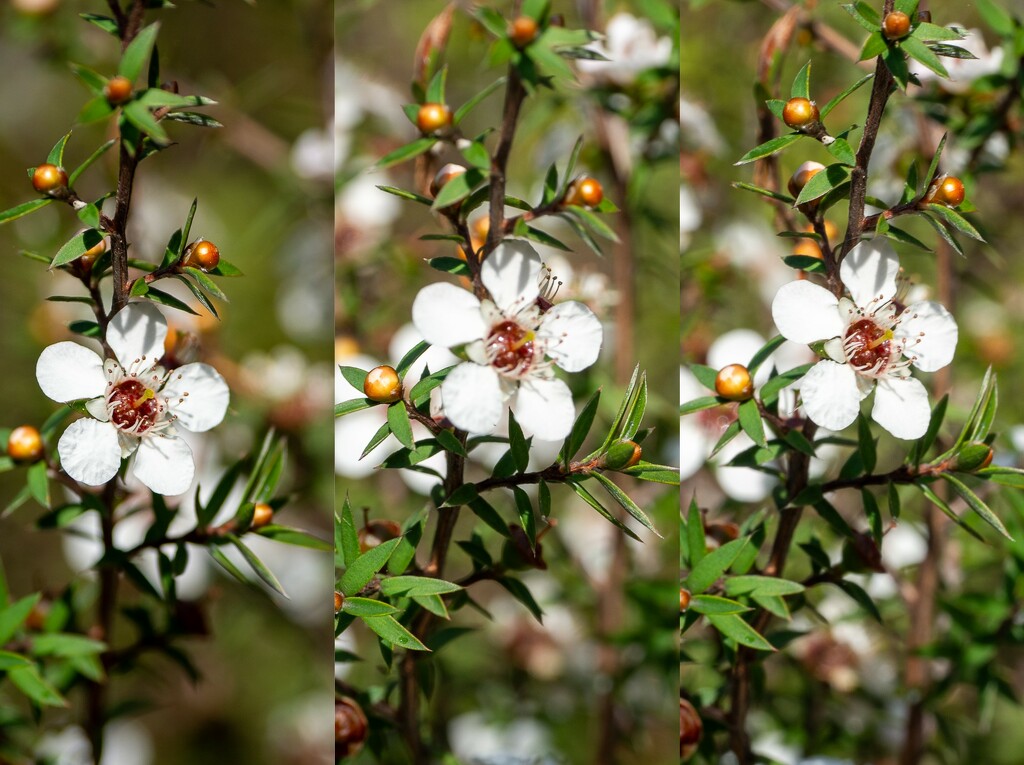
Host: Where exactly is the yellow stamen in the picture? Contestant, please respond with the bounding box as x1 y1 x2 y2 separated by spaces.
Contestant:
868 329 894 350
132 388 155 408
511 331 535 351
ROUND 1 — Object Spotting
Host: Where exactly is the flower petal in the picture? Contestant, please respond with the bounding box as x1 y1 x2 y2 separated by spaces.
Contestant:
35 342 107 403
539 301 603 372
108 302 168 369
58 419 121 486
481 240 542 311
411 283 485 348
163 363 229 433
799 360 863 432
840 238 899 309
440 362 505 435
512 376 575 441
133 435 195 495
771 280 844 344
896 300 958 372
872 376 931 440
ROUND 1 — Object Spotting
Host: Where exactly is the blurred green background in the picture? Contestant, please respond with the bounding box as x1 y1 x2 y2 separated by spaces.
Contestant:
0 1 334 763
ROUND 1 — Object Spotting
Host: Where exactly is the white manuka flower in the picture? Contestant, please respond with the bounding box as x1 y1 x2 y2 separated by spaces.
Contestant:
412 241 602 440
771 239 957 440
35 303 229 495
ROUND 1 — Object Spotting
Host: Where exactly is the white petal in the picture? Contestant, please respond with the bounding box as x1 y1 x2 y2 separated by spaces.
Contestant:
108 302 167 369
36 342 107 403
512 377 575 441
771 280 844 344
896 301 958 372
440 363 505 435
539 301 603 372
163 363 229 432
58 419 121 486
872 376 931 440
799 360 863 432
841 239 899 309
133 435 195 495
481 240 542 311
679 420 708 482
86 397 110 422
411 283 485 348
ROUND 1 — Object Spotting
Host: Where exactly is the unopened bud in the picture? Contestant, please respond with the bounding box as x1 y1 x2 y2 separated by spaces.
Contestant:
952 442 994 473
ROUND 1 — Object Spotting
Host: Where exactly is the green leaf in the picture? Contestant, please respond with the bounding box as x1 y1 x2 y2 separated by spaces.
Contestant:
858 415 877 473
912 22 967 42
0 651 31 671
143 287 199 316
340 538 402 597
843 2 881 32
226 535 288 597
790 61 812 99
468 496 511 537
725 576 805 597
31 634 105 657
497 577 543 622
26 461 49 508
0 198 53 226
859 32 889 62
361 615 430 651
883 43 912 90
567 479 641 541
621 462 679 484
376 185 432 206
122 101 169 145
563 205 619 242
507 410 530 474
748 335 786 375
387 402 415 450
342 597 400 618
69 139 115 186
737 399 766 447
690 595 750 615
684 537 748 595
941 474 1012 539
835 579 882 622
0 594 41 646
925 203 985 242
381 576 462 597
977 0 1016 36
9 666 66 708
795 164 851 206
562 389 600 464
902 36 949 78
51 229 104 269
254 525 331 551
336 398 374 417
433 168 486 210
826 137 857 166
707 613 776 651
680 396 723 417
118 23 160 82
732 181 793 205
685 497 706 568
47 132 72 167
377 138 437 169
735 133 801 165
454 77 507 124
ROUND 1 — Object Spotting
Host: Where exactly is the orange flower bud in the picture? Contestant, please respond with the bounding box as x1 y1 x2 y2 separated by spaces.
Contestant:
714 364 754 401
7 426 44 463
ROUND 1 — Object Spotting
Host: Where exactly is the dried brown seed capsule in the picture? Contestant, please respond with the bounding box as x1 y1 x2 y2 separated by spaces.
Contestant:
680 698 703 759
335 697 369 757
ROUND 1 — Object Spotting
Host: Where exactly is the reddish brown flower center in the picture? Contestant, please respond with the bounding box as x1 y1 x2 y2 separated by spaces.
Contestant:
109 380 161 433
487 320 535 374
845 318 893 372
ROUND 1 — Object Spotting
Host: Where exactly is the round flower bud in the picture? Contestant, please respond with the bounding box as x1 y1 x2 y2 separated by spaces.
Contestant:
32 163 68 195
363 365 403 404
509 16 539 48
679 588 691 612
602 440 642 470
251 502 274 529
7 426 44 464
358 518 402 552
792 237 823 260
104 75 133 105
565 176 604 208
782 97 819 130
882 11 912 40
334 591 344 613
430 163 467 198
416 102 452 134
932 176 966 208
952 442 994 472
714 364 754 402
184 239 220 271
335 697 369 758
680 698 703 759
787 161 826 198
